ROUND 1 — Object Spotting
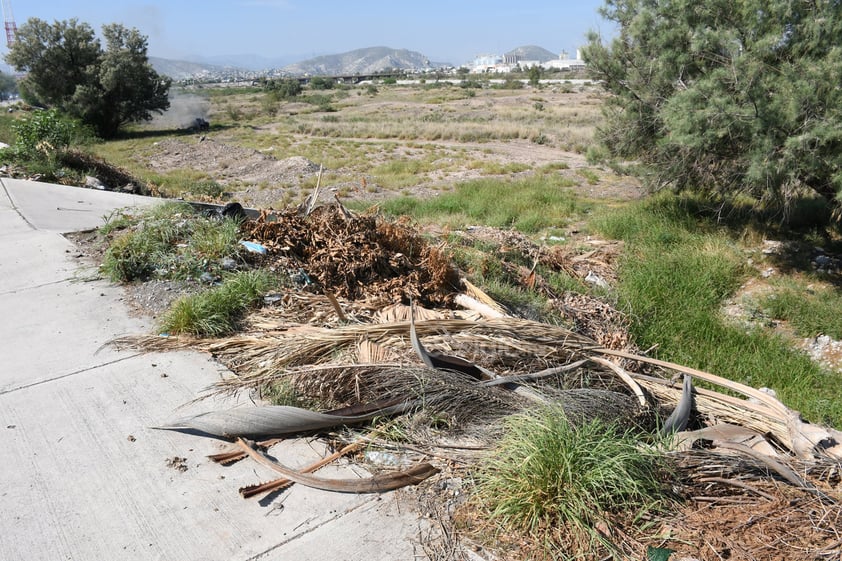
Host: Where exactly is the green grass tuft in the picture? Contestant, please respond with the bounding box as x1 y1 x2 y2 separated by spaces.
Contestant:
476 407 671 549
160 270 276 336
380 176 582 234
758 278 842 340
100 202 242 282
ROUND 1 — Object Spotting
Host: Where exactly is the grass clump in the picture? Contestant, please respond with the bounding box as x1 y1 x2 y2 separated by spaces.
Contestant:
758 278 842 340
100 202 242 282
160 270 276 336
591 193 842 426
476 408 671 555
381 176 582 234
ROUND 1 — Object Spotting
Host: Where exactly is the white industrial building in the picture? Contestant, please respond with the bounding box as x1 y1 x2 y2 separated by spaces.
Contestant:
543 49 586 71
471 48 585 73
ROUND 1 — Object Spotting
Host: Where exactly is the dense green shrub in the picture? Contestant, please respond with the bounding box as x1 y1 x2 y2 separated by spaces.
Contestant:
584 0 842 219
1 108 92 162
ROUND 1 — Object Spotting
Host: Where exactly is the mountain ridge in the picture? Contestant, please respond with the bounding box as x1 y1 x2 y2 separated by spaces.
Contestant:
150 44 562 79
282 46 449 75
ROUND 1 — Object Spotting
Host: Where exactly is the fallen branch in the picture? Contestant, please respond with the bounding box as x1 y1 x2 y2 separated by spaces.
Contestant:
235 437 439 493
239 439 365 498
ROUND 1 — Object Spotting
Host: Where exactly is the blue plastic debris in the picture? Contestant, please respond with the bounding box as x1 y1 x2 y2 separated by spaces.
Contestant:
239 240 268 255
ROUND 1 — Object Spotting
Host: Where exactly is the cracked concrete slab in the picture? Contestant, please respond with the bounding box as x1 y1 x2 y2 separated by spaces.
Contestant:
0 178 427 561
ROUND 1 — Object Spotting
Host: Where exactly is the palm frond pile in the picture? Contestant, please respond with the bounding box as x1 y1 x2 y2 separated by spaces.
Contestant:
113 202 842 561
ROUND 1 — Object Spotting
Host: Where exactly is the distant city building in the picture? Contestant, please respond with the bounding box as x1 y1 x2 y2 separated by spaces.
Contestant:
472 54 503 72
470 48 586 74
543 48 586 71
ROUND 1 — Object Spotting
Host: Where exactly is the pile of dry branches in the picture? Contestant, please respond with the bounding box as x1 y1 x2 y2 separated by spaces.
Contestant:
243 205 459 306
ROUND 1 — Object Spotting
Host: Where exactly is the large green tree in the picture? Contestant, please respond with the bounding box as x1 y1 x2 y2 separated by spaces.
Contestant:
5 18 171 138
583 0 842 215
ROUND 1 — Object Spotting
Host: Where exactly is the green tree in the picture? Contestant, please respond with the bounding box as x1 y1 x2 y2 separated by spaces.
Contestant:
5 18 171 138
265 77 302 99
527 65 541 87
309 76 334 90
583 0 842 216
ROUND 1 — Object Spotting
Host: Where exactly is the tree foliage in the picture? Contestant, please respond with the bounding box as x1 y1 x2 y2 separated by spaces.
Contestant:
527 65 542 87
263 77 302 99
5 18 171 138
583 0 842 215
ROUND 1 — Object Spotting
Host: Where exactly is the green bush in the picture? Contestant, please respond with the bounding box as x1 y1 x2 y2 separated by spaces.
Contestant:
4 108 92 160
265 78 302 99
309 77 334 90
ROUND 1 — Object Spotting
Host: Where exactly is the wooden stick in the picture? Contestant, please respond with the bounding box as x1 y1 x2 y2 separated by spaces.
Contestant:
239 439 364 498
235 438 439 494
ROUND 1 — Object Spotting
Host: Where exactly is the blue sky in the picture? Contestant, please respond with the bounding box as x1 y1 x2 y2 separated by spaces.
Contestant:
2 1 610 65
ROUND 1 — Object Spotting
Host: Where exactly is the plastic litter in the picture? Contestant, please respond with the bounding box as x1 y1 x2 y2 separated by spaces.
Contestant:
239 240 267 255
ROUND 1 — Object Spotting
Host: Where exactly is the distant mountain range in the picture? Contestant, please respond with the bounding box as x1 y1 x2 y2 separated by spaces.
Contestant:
150 45 559 80
282 46 449 75
149 57 231 80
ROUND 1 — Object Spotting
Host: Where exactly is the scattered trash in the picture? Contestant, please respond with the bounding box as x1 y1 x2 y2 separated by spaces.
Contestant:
289 268 313 287
239 240 267 254
262 293 283 305
84 175 107 190
584 270 610 289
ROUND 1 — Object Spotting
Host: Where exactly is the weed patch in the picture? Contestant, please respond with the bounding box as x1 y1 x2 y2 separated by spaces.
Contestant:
160 270 276 336
100 202 242 282
380 176 582 234
476 408 671 554
592 194 842 426
758 278 842 340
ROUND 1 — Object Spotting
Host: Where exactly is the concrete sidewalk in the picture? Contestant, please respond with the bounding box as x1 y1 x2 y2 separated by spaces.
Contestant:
0 179 426 561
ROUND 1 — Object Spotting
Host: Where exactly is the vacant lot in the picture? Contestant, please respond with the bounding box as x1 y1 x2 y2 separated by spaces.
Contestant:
92 82 641 207
67 80 842 560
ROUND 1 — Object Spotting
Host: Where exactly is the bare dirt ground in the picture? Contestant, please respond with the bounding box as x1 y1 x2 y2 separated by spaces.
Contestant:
131 84 643 209
146 133 641 208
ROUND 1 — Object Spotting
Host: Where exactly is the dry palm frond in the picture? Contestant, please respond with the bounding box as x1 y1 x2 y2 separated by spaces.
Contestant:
115 317 599 383
218 364 530 427
376 302 445 323
460 278 508 318
115 309 841 462
596 348 842 459
672 448 842 491
356 339 395 363
157 402 410 438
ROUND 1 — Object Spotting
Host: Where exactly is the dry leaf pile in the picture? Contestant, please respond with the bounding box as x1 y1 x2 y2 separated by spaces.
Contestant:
244 204 460 306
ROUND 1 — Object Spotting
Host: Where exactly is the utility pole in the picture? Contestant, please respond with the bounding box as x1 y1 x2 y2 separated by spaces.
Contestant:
2 0 17 48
